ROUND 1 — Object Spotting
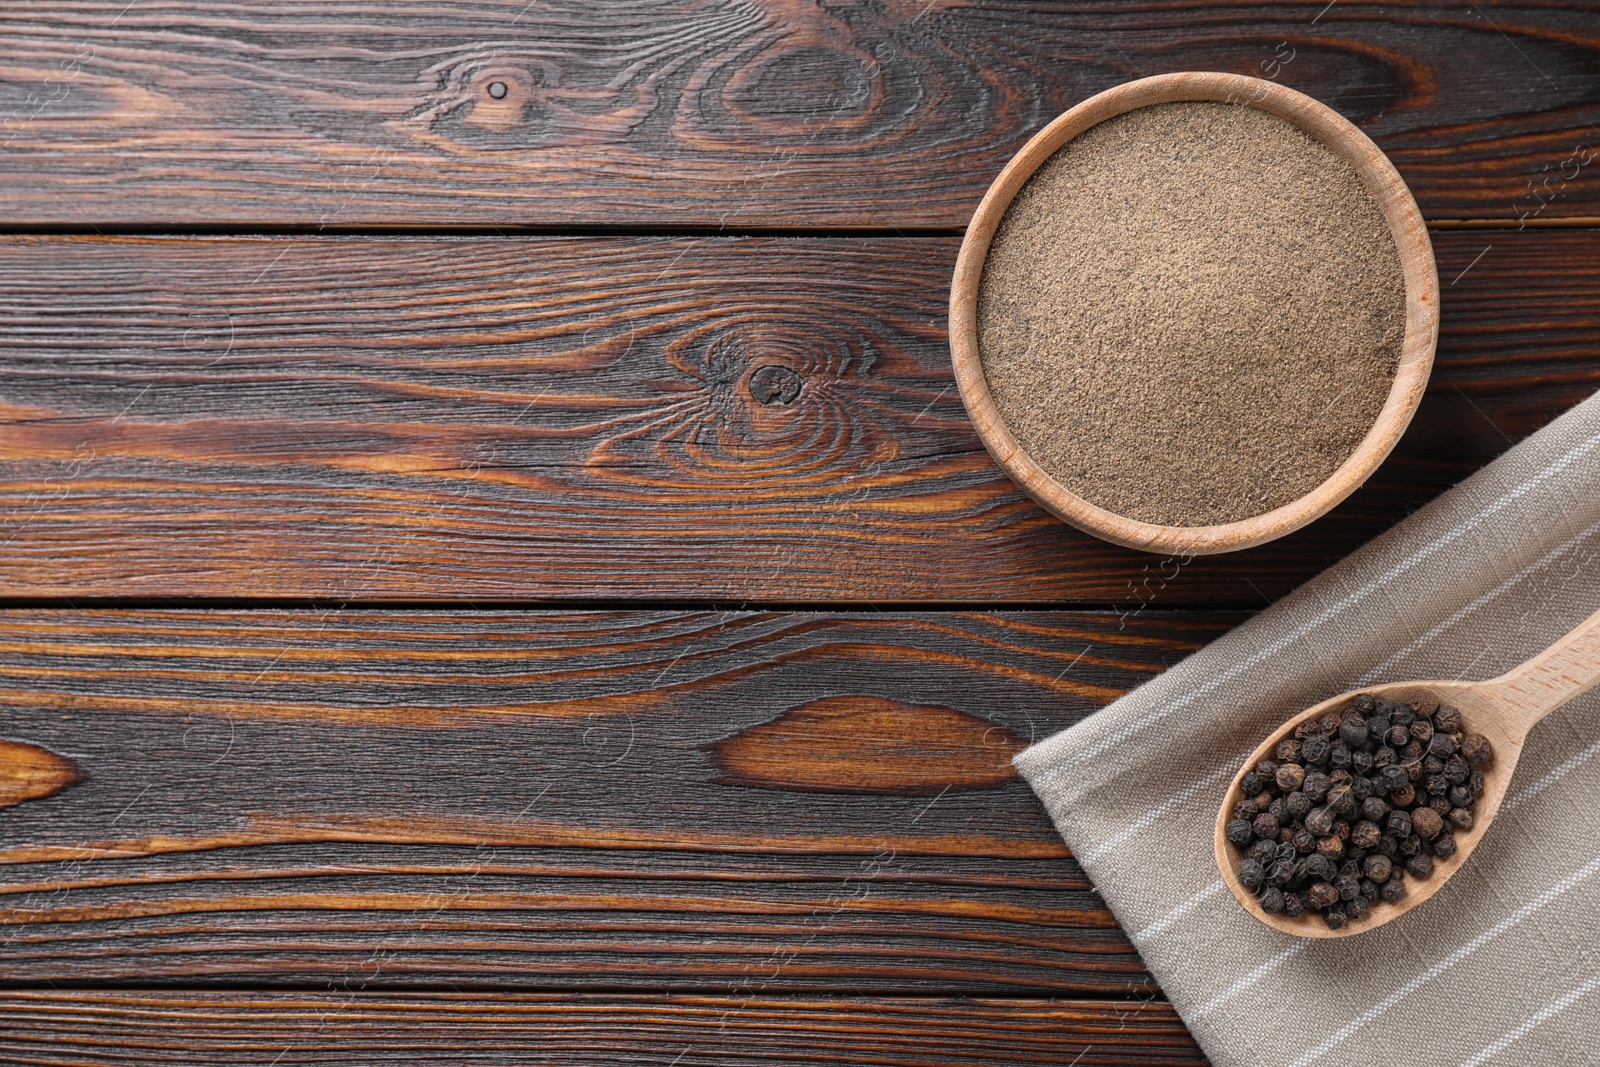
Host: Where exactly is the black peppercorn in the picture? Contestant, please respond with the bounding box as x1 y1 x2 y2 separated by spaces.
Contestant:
1238 857 1266 891
1461 732 1494 769
1347 895 1371 921
1385 809 1411 838
1340 714 1369 749
1352 694 1376 716
1432 833 1457 859
1434 704 1461 734
1376 764 1408 794
1468 771 1485 798
1276 763 1306 792
1306 882 1339 909
1350 749 1375 776
1302 772 1332 801
1330 743 1352 770
1276 738 1303 763
1248 838 1279 864
1447 784 1474 808
1389 782 1416 808
1410 719 1434 746
1449 807 1474 830
1405 853 1434 879
1259 886 1286 913
1401 739 1425 761
1240 772 1264 796
1253 812 1280 840
1269 797 1290 824
1443 755 1470 785
1226 819 1254 846
1373 745 1397 768
1399 833 1422 857
1365 713 1390 739
1428 794 1452 816
1376 834 1399 857
1323 904 1348 929
1386 725 1410 749
1301 735 1331 764
1327 782 1356 817
1423 754 1446 776
1304 806 1335 836
1425 774 1449 796
1380 873 1406 903
1332 819 1351 841
1282 892 1306 918
1358 877 1380 902
1360 796 1389 822
1351 820 1382 850
1428 733 1457 759
1334 872 1361 901
1292 829 1317 853
1286 791 1313 821
1317 835 1344 862
1362 853 1393 883
1390 703 1416 729
1301 853 1334 884
1411 806 1444 840
1267 858 1297 886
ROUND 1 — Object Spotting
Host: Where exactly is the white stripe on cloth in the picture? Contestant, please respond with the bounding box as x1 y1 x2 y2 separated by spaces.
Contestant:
1457 974 1600 1067
1047 430 1600 774
1354 515 1600 686
1285 853 1600 1067
1498 736 1600 817
1131 880 1224 943
1076 761 1243 866
1191 943 1308 1018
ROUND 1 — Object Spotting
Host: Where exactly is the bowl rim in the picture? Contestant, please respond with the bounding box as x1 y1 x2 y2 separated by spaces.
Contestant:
948 70 1440 556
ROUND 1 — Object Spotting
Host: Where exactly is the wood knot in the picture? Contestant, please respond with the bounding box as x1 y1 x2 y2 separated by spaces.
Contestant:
748 364 802 406
0 740 83 811
709 697 1023 795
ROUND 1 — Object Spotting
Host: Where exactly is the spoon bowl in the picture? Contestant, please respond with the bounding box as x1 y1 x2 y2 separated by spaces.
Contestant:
1216 607 1600 937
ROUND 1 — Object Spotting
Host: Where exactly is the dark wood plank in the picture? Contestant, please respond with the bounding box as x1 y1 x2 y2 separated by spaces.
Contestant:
0 992 1208 1066
0 2 1596 227
0 608 1239 990
1 231 1595 603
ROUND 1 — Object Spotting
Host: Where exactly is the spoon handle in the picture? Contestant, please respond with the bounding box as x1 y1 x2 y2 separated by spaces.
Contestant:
1486 606 1600 734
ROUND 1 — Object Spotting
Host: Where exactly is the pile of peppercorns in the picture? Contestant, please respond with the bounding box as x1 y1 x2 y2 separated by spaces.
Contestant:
1225 694 1495 930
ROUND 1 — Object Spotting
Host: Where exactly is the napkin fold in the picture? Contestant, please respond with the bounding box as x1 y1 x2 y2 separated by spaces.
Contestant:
1016 390 1600 1067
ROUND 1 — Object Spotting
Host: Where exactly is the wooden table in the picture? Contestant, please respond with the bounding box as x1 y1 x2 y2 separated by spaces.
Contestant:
1 3 1596 1062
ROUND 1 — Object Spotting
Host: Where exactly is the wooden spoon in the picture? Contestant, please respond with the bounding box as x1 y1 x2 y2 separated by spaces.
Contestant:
1215 606 1600 938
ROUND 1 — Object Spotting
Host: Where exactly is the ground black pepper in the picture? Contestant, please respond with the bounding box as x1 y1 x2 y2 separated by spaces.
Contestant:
1226 694 1492 928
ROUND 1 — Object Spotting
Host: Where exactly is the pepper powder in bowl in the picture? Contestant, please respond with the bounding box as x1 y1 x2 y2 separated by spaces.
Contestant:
949 72 1439 555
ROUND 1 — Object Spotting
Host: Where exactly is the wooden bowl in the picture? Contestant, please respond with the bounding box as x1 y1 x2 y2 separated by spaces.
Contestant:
949 71 1439 556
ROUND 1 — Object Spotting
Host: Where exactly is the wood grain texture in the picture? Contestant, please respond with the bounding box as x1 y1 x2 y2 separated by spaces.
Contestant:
1 230 1595 602
0 992 1207 1066
0 1 1597 227
0 739 82 810
0 608 1237 990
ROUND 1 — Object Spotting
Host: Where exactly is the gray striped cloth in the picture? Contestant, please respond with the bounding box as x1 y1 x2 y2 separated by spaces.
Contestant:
1016 389 1600 1066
